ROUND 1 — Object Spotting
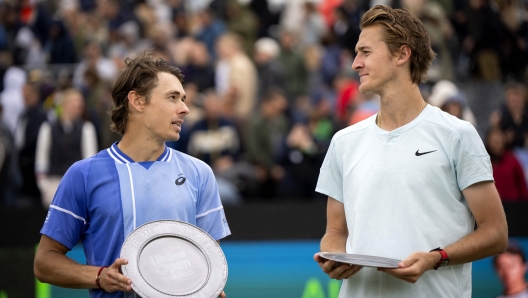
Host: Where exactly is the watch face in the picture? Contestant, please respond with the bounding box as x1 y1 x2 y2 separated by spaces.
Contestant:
439 260 449 269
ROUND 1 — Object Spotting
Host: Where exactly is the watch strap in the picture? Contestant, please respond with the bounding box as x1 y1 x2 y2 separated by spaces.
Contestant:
430 247 449 270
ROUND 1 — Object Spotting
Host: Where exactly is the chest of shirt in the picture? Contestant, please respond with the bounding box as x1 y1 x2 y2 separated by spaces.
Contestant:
337 128 456 189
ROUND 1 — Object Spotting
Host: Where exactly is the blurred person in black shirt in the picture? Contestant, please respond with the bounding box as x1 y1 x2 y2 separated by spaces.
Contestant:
15 82 47 204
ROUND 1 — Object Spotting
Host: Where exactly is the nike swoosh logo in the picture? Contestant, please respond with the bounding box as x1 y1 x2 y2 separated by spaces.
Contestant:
415 150 437 156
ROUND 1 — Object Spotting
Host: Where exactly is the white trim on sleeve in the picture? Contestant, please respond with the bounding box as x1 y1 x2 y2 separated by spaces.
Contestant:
196 206 224 219
49 205 86 224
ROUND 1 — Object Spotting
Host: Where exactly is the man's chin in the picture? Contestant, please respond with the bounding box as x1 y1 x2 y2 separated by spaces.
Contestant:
359 85 373 94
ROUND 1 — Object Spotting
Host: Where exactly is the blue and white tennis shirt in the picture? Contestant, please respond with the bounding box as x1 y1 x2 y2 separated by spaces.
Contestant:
41 143 231 297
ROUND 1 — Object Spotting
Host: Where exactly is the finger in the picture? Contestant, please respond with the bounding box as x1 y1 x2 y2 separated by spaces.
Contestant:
336 265 362 280
327 263 354 278
321 260 339 272
314 253 328 264
105 268 132 290
220 291 226 298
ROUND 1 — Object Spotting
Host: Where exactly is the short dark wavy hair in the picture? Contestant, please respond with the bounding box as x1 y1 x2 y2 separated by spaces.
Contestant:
110 50 184 135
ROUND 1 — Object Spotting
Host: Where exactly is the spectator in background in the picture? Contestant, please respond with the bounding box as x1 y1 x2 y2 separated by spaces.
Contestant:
494 245 528 298
185 90 244 204
185 89 242 167
333 72 359 126
348 92 380 126
35 88 97 207
225 0 258 56
82 67 120 150
441 96 465 120
428 80 478 127
196 7 227 58
492 82 528 149
0 64 26 134
181 41 215 92
108 21 151 70
486 127 528 202
254 37 285 103
246 87 289 199
463 0 502 81
215 32 257 123
45 20 76 64
278 29 309 103
0 103 22 208
283 94 336 199
401 0 455 82
73 40 117 89
300 1 327 47
15 82 47 204
497 0 528 82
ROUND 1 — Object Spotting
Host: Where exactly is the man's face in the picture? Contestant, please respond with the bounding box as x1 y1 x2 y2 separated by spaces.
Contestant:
352 25 398 95
63 93 85 121
495 253 527 289
141 72 189 142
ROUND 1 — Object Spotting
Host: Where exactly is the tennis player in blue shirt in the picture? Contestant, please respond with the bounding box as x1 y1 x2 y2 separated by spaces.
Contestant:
34 51 231 297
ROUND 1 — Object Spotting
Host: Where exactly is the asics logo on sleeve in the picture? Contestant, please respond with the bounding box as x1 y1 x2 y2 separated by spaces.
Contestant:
415 149 437 156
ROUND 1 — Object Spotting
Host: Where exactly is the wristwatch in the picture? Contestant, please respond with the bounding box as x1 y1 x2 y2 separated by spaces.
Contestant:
430 248 449 270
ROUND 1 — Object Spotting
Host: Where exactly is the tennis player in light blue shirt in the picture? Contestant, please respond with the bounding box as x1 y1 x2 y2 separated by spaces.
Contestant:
35 51 230 298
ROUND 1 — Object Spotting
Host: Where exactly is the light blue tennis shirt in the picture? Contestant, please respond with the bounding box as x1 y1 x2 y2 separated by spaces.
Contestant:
41 142 231 298
316 105 493 298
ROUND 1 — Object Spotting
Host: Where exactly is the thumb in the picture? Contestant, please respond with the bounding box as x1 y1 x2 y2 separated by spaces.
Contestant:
113 258 129 268
399 255 419 268
314 253 328 263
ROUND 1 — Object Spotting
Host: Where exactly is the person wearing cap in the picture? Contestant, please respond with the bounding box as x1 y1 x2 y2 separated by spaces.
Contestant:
313 5 507 298
34 51 230 298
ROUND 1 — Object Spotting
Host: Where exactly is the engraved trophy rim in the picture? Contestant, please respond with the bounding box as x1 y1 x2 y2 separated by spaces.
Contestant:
120 220 228 298
318 252 401 268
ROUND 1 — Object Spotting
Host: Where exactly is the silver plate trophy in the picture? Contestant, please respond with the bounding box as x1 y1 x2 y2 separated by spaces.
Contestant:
121 220 228 298
318 252 401 268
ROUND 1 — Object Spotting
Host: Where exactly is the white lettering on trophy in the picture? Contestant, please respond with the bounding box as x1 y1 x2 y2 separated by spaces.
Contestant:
194 234 206 244
150 250 187 266
153 224 171 234
139 229 153 239
202 243 216 255
179 225 190 237
155 259 193 276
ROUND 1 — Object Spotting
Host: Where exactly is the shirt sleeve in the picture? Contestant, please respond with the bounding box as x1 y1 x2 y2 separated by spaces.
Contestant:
452 122 494 190
40 161 89 250
195 162 231 241
35 122 51 174
315 136 343 202
81 121 98 158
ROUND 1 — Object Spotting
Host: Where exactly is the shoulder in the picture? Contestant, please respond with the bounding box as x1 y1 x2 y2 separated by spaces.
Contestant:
423 106 485 155
332 115 373 143
170 149 213 174
66 150 108 175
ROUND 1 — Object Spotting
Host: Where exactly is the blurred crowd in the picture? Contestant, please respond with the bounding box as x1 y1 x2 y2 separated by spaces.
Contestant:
0 0 528 209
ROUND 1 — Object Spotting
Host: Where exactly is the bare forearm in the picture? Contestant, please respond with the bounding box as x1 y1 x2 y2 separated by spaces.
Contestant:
321 230 348 253
34 250 100 289
445 221 508 266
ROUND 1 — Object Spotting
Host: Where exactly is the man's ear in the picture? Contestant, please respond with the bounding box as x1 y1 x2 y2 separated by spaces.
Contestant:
127 91 145 112
396 45 412 66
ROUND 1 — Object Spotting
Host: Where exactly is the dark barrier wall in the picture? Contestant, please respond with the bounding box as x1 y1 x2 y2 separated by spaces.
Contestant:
1 202 528 297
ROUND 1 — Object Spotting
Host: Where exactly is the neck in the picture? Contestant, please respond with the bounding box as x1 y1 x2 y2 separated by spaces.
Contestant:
118 129 166 162
505 282 527 296
376 83 425 131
